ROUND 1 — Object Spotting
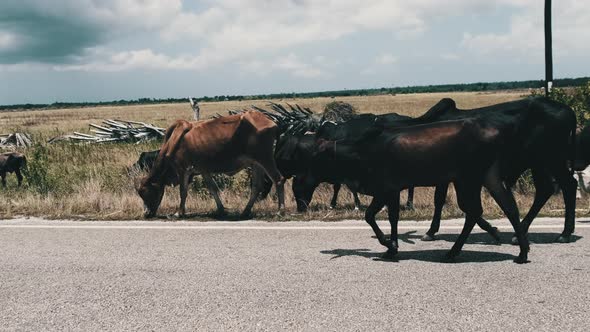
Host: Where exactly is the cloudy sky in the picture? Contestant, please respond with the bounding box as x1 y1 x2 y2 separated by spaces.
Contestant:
0 0 589 104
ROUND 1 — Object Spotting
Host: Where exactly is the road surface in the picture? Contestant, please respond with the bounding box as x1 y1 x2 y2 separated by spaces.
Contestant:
0 217 589 331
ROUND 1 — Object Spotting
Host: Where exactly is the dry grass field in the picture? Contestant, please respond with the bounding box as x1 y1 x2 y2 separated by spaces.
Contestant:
0 90 572 221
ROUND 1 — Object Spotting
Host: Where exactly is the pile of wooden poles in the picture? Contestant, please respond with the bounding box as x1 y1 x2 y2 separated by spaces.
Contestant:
0 133 33 148
48 119 165 144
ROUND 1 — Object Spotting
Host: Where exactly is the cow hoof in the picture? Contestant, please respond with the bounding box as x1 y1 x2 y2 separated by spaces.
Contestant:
421 233 436 241
442 252 458 263
239 212 253 220
401 204 414 211
489 227 501 243
212 209 227 218
513 253 529 264
556 234 572 243
381 248 398 260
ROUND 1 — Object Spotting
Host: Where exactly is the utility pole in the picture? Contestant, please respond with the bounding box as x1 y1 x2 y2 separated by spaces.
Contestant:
544 0 553 96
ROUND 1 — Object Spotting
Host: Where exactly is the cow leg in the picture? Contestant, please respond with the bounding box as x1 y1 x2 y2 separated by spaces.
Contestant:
351 190 361 211
15 169 23 187
483 169 529 264
384 193 401 258
422 183 449 241
364 197 396 256
0 172 6 188
176 171 191 218
510 168 554 245
256 159 286 215
330 183 341 209
553 168 577 242
256 174 273 202
203 174 226 217
475 217 501 243
241 165 266 219
445 181 482 261
424 182 498 242
403 187 415 211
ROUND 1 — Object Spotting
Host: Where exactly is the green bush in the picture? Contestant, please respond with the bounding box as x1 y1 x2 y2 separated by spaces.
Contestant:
24 144 55 195
532 80 590 124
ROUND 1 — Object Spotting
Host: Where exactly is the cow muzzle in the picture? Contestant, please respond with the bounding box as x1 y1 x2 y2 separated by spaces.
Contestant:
143 205 155 218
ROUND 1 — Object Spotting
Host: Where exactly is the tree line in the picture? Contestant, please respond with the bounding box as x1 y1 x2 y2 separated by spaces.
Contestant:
1 77 588 112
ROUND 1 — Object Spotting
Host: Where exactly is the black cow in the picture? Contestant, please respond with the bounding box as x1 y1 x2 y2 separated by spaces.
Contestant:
266 133 362 210
308 97 577 243
411 97 577 243
130 150 160 172
275 114 415 212
0 152 27 187
295 117 530 263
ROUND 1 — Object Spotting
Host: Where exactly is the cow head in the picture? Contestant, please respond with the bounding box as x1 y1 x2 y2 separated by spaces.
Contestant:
136 177 165 218
292 175 318 212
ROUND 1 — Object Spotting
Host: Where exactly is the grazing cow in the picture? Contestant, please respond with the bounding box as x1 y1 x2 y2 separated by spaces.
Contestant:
295 118 530 263
136 111 285 218
0 152 27 187
274 114 415 212
268 133 363 211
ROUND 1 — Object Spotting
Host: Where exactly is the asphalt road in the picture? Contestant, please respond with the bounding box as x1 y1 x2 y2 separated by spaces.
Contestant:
1 217 589 331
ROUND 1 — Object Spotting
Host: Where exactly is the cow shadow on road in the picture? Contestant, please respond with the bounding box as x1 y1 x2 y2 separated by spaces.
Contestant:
155 211 249 221
372 230 582 245
320 248 516 264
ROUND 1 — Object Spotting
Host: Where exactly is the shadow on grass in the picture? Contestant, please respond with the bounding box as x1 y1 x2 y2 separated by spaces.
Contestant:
320 248 516 263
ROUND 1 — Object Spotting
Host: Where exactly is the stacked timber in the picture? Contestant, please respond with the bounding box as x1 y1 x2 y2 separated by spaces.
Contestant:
48 119 165 144
0 133 33 148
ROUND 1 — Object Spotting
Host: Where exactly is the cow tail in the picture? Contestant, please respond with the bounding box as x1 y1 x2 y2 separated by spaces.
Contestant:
569 124 576 176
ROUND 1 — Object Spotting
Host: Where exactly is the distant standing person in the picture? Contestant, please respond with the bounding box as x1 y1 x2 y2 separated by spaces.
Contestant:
189 97 200 120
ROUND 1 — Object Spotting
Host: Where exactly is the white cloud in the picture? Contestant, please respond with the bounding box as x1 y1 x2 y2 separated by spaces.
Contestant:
375 54 398 65
237 54 327 78
0 31 19 51
3 0 589 73
272 54 324 78
0 0 181 63
441 53 460 61
54 49 207 72
461 0 590 58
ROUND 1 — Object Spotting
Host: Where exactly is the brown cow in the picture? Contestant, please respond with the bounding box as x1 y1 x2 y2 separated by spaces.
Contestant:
0 152 27 187
137 111 285 218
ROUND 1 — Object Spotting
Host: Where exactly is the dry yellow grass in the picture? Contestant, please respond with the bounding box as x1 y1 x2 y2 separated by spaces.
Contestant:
0 90 571 221
0 91 529 138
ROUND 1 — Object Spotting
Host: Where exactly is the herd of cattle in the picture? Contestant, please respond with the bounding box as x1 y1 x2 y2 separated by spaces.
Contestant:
134 96 590 264
2 96 590 264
